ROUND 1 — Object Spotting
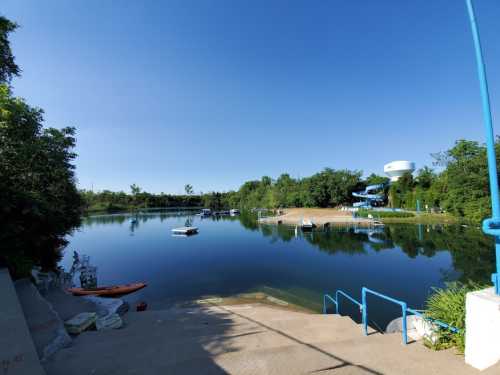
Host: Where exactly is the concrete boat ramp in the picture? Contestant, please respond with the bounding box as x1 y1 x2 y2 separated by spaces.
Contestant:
2 268 500 374
44 303 500 375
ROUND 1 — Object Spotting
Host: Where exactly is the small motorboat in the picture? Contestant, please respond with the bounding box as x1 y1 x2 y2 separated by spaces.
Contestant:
198 209 212 216
68 282 147 296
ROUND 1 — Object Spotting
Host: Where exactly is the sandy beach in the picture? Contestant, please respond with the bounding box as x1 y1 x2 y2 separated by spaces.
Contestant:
258 208 374 226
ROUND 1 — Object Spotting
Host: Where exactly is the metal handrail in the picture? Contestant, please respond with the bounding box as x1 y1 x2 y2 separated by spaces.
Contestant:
323 294 337 314
406 308 460 334
336 290 362 314
362 287 408 344
362 287 461 345
324 287 460 346
323 290 361 315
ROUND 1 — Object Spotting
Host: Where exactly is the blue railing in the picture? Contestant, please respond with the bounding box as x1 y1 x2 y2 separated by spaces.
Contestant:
323 290 362 315
323 287 460 345
362 287 409 344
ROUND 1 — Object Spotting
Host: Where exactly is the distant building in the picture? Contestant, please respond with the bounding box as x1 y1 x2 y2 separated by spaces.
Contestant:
383 161 415 182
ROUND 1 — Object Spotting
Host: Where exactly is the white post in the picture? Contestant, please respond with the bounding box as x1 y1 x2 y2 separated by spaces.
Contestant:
465 287 500 369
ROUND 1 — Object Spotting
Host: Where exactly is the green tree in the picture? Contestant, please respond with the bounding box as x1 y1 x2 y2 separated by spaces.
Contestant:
434 140 491 221
415 166 435 189
0 17 20 84
0 85 82 277
365 173 389 186
130 183 141 195
184 184 194 195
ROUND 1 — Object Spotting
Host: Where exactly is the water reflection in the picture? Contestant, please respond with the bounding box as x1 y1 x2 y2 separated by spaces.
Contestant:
78 211 495 287
254 222 494 284
82 210 199 228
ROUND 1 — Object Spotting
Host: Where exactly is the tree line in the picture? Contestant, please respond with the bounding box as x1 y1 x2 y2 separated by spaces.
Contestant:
82 137 499 225
226 139 498 224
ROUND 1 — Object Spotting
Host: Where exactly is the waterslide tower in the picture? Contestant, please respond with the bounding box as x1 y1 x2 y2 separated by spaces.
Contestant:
383 161 415 182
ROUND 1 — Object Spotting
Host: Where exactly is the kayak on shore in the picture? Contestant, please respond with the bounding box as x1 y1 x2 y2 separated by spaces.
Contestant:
68 282 147 296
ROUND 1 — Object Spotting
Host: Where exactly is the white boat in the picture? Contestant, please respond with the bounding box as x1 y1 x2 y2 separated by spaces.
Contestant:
229 209 240 216
300 218 315 230
171 226 199 235
198 209 212 216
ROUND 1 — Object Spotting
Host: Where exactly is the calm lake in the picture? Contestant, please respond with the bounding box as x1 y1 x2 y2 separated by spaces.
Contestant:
62 210 494 329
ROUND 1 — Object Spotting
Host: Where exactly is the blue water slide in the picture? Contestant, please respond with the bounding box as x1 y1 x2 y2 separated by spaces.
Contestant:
352 183 386 208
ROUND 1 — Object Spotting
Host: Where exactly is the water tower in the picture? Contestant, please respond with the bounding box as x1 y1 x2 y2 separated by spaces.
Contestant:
383 161 415 182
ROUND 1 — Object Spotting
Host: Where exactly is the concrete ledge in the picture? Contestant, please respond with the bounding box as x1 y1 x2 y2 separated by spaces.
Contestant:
465 287 500 370
0 268 46 374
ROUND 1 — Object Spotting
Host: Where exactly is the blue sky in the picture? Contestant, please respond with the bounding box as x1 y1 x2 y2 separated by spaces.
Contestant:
2 0 500 194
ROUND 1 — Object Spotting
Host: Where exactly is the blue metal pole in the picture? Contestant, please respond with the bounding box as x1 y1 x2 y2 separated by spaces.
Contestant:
401 303 408 345
335 290 340 314
465 0 500 294
362 287 368 335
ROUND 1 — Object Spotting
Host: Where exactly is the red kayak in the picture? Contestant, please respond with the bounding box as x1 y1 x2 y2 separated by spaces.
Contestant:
68 282 147 296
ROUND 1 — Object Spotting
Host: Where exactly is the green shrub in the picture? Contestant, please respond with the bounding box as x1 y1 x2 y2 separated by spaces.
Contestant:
356 209 414 218
424 282 486 353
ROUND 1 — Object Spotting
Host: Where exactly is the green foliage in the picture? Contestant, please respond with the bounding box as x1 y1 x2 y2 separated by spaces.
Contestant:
365 173 390 186
0 85 83 277
203 192 225 211
0 17 20 84
229 168 363 210
424 282 486 353
184 184 194 195
434 140 493 222
356 210 414 218
415 166 436 189
81 189 206 212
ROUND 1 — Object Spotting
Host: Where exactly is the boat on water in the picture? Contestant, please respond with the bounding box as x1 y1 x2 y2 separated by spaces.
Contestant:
68 282 147 296
198 208 212 216
230 209 240 216
171 226 199 235
300 218 316 230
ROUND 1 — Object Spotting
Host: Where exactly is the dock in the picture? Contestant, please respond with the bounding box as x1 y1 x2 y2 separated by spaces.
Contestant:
171 226 199 235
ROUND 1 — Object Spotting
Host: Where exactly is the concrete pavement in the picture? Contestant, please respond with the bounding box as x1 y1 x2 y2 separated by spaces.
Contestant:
44 303 500 375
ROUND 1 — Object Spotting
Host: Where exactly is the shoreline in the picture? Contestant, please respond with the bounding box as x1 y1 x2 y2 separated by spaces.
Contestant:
258 208 461 226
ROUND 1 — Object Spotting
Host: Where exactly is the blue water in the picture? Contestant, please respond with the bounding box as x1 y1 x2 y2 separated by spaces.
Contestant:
62 211 494 328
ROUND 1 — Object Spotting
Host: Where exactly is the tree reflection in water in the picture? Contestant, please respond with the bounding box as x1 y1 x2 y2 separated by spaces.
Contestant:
255 222 494 285
80 211 494 285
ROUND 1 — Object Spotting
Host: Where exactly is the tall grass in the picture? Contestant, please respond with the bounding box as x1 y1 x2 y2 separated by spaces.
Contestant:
356 209 414 218
425 282 486 353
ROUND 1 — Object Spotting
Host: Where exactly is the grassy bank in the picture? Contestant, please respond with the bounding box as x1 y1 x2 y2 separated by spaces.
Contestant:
379 213 460 225
356 209 461 224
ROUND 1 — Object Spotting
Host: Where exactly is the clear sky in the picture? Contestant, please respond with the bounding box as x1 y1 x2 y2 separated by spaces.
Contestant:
2 0 500 194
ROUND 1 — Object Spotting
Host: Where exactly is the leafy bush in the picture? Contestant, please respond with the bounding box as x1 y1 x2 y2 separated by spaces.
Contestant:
356 210 414 218
424 282 486 353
